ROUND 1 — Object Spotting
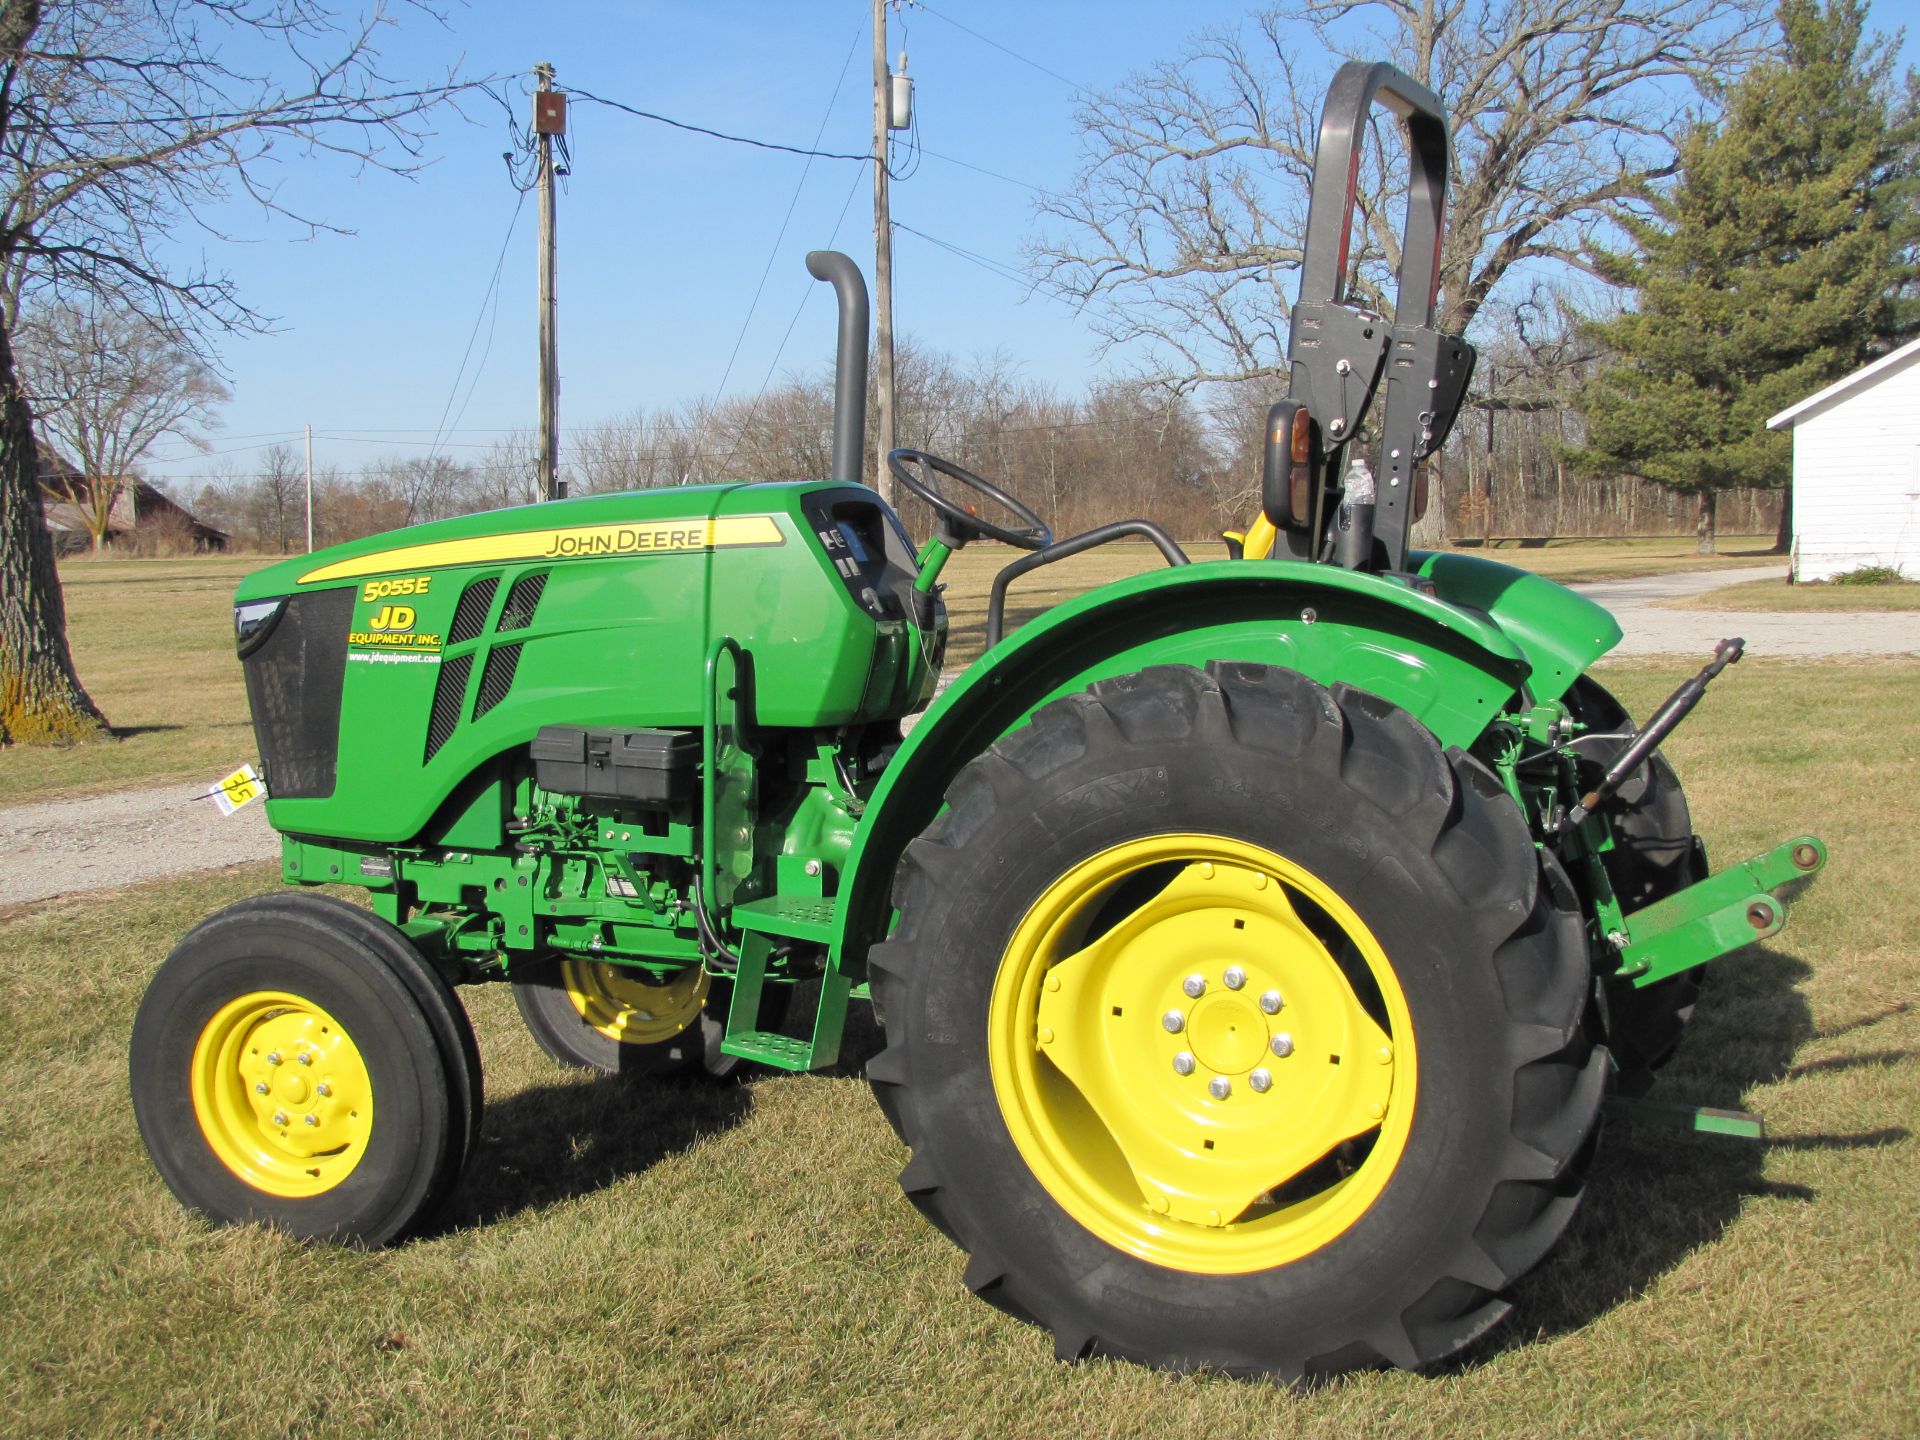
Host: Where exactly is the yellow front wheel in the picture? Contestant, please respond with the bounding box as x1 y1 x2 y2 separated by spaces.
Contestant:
189 990 374 1198
132 894 478 1247
867 663 1600 1381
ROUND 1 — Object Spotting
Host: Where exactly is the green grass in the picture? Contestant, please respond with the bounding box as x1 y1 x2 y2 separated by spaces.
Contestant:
0 555 261 803
1443 534 1781 583
1668 574 1920 613
0 537 1791 804
2 659 1913 1436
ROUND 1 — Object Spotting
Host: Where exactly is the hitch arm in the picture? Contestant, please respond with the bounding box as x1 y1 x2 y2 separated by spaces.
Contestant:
1614 835 1827 988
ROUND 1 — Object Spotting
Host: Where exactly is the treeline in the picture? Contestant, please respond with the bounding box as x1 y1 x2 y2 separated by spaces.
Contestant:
180 342 1781 553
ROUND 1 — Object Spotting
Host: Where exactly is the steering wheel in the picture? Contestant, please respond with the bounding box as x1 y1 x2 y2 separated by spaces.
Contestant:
887 447 1053 551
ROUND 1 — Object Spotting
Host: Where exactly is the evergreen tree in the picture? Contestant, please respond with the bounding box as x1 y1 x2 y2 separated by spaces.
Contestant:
1572 0 1918 552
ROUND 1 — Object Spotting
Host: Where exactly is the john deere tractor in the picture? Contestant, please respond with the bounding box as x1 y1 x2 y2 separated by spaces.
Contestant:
132 63 1823 1380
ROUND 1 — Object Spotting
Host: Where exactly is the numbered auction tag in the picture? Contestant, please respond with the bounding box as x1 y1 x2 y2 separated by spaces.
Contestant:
211 764 266 816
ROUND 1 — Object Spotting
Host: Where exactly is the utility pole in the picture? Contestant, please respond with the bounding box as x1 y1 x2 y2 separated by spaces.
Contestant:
871 0 896 507
304 423 314 552
533 63 566 502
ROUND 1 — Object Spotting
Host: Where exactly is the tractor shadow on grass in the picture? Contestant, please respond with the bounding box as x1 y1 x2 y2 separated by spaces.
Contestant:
1452 941 1907 1371
430 1073 755 1233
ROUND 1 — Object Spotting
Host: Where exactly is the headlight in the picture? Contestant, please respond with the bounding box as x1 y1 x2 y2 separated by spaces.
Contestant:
233 598 286 657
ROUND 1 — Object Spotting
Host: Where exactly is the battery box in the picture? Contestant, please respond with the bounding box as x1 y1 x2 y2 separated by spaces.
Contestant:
530 726 699 806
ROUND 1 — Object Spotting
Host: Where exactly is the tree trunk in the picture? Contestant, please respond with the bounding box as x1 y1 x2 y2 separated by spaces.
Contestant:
1773 481 1792 555
0 321 110 745
1695 489 1718 554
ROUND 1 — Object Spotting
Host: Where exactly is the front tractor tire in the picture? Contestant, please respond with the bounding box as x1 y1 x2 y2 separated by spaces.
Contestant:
867 664 1604 1380
131 895 481 1248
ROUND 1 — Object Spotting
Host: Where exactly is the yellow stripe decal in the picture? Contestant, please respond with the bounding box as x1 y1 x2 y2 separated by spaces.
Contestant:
297 514 786 585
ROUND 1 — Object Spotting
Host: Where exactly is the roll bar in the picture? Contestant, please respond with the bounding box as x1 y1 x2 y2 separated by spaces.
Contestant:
1271 62 1477 572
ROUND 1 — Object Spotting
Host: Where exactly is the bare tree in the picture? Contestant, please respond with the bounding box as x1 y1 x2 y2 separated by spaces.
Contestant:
570 411 670 495
1032 0 1772 388
0 0 470 744
19 303 226 551
253 443 303 554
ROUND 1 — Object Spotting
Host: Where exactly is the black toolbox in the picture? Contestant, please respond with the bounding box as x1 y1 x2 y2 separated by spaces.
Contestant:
530 726 699 806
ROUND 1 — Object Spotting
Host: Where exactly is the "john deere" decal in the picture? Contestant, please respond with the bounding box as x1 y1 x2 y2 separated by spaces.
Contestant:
299 515 784 585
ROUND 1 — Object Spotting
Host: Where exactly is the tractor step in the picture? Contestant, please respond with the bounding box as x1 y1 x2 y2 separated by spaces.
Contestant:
719 904 850 1071
731 894 837 942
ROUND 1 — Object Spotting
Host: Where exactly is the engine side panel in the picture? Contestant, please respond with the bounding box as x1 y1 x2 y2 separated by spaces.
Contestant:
238 482 917 844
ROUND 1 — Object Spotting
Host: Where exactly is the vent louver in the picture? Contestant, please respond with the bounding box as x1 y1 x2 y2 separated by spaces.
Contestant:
474 643 521 719
424 653 472 762
497 572 547 631
447 577 498 646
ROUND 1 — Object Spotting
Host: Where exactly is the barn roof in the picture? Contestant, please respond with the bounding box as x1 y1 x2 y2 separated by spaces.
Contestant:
1767 336 1920 432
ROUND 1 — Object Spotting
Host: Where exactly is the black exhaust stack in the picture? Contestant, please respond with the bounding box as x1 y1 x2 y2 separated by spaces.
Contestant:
806 250 869 487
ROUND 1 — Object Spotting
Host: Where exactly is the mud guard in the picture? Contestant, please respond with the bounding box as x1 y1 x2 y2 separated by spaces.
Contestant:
829 553 1620 976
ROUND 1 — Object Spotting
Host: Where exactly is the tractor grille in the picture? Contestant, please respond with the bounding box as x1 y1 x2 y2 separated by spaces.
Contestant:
473 643 522 718
242 588 353 799
424 653 472 762
497 572 547 631
447 577 498 646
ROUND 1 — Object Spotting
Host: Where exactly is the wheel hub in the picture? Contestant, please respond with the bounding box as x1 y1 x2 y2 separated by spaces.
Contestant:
191 992 373 1198
994 835 1414 1269
1184 991 1269 1074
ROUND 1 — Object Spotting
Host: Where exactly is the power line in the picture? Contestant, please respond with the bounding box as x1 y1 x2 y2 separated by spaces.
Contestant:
893 220 1033 291
723 154 871 466
918 145 1056 196
715 24 866 399
565 85 871 162
914 3 1093 97
424 189 528 468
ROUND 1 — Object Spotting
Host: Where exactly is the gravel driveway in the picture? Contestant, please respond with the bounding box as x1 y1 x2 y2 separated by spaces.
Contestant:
1571 565 1920 658
5 563 1913 906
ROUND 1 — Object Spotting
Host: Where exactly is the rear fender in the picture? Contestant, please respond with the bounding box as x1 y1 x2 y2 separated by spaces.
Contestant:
829 557 1619 975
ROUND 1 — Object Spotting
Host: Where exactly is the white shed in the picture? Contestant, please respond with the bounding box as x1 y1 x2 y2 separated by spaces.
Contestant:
1767 337 1920 582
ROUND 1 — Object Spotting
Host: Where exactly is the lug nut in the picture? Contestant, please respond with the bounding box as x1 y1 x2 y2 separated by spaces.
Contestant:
254 1082 270 1095
1172 1052 1196 1076
1249 1068 1273 1093
1259 989 1283 1015
303 1114 319 1127
316 1083 332 1098
1222 966 1246 990
1162 1010 1186 1034
1208 1076 1232 1100
272 1110 289 1127
265 1052 282 1066
1271 1033 1295 1058
1182 975 1207 999
297 1052 313 1066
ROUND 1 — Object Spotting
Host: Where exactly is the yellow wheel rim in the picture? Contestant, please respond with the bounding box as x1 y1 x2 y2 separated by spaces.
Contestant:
189 991 374 1199
562 959 709 1045
988 834 1416 1274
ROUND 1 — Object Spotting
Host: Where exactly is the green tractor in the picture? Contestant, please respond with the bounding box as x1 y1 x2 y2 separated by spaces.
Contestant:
132 63 1823 1380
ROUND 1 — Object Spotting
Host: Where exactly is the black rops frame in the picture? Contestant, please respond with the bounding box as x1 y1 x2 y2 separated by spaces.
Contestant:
1270 61 1477 572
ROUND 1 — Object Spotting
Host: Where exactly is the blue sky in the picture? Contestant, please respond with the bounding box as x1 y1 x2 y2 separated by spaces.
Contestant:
140 1 1263 490
135 1 1916 492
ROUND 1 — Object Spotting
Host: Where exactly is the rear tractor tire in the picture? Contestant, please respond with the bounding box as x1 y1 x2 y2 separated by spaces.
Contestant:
131 894 480 1248
868 663 1604 1380
513 957 770 1079
1565 676 1711 1095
